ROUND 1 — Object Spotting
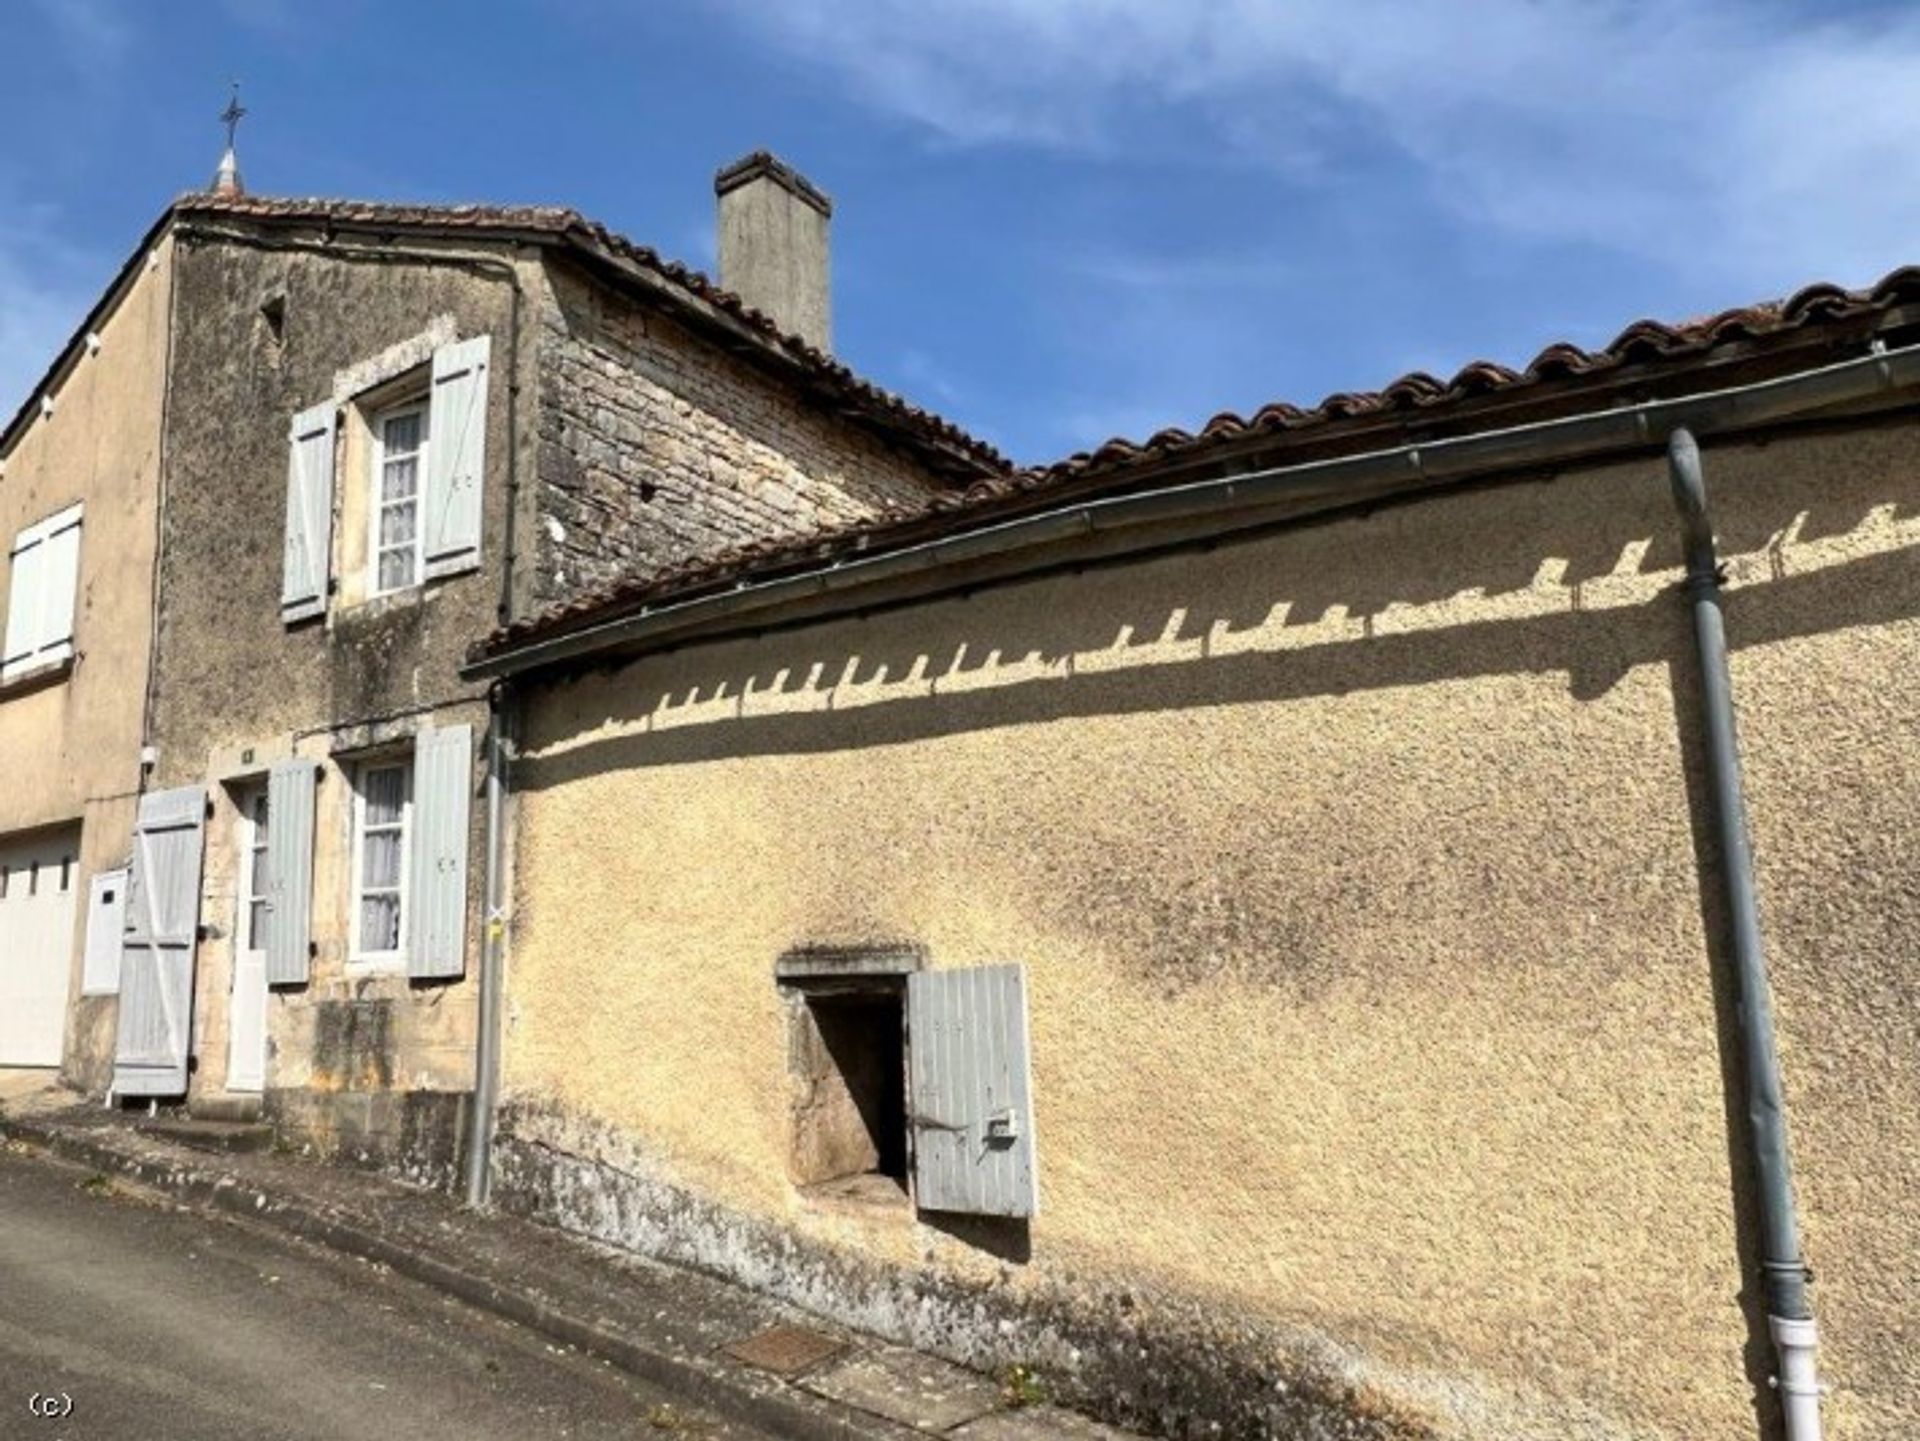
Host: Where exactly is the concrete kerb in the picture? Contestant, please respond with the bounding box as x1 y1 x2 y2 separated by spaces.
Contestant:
0 1110 925 1441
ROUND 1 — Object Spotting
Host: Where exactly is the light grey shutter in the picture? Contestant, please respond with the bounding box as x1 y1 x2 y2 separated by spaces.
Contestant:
2 520 44 676
113 786 206 1096
422 335 489 579
281 402 336 623
81 865 130 996
406 724 471 979
33 504 82 666
264 758 319 986
907 963 1039 1218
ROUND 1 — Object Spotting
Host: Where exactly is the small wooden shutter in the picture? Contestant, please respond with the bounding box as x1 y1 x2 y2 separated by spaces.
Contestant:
264 758 319 986
422 336 489 579
113 786 207 1097
2 520 45 676
406 724 472 979
907 964 1039 1218
3 504 83 678
281 402 336 623
81 865 130 996
34 504 82 667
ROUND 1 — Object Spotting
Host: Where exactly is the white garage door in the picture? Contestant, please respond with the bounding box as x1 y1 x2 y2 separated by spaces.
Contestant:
0 829 80 1066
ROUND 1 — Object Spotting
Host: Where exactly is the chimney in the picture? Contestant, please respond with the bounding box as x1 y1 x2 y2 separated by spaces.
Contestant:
714 151 832 352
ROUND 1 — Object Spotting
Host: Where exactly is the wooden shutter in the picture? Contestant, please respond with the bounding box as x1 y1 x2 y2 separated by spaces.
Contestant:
264 758 319 986
33 504 82 667
3 504 82 678
81 865 130 996
406 724 472 979
113 786 207 1097
2 519 45 677
281 402 336 623
907 964 1039 1218
422 336 489 579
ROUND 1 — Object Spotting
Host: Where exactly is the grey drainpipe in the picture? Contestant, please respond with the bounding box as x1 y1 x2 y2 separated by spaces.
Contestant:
1668 428 1822 1440
464 679 512 1208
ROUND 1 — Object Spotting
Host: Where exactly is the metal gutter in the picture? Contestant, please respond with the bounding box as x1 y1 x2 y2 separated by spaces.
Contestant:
1668 428 1822 1440
467 339 1920 682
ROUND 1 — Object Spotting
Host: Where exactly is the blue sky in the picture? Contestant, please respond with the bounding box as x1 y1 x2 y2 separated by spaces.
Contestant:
5 1 1920 464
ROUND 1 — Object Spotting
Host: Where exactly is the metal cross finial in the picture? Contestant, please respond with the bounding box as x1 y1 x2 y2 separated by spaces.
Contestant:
220 82 246 150
211 80 248 195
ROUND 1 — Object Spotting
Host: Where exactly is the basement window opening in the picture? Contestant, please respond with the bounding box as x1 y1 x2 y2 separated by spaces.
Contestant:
779 948 921 1210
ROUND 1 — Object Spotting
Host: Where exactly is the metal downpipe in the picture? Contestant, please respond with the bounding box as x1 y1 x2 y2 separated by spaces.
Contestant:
464 681 511 1208
1667 428 1821 1440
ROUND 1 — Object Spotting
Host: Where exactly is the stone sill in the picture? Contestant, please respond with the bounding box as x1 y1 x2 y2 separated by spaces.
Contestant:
0 654 74 701
798 1171 914 1219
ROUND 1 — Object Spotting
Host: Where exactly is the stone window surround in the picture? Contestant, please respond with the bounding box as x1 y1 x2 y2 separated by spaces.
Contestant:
328 317 458 616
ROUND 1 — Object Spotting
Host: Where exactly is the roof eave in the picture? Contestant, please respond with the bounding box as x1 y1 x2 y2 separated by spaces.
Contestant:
467 326 1920 684
0 203 182 461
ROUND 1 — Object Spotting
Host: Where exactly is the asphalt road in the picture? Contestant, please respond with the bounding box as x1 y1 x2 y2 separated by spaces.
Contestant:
0 1144 769 1440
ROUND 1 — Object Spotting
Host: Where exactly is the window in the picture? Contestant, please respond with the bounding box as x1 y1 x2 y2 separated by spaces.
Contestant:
282 336 488 623
351 758 412 964
788 983 909 1202
3 502 82 682
778 948 919 1208
240 790 270 952
370 404 429 596
778 951 1040 1221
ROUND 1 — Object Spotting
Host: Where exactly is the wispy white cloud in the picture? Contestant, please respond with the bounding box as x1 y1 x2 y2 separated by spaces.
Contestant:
28 0 133 85
1065 251 1296 292
713 1 1920 290
893 348 967 408
0 196 107 427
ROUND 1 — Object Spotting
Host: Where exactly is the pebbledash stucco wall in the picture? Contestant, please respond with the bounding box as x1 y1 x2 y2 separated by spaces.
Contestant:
499 416 1920 1439
0 237 173 1089
530 259 943 602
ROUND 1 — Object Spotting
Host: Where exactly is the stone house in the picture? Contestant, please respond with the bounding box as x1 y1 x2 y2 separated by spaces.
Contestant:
466 272 1920 1439
8 143 1916 1441
0 156 1000 1185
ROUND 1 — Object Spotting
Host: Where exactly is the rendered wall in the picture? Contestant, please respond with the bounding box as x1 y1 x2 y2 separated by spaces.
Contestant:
500 417 1920 1438
0 237 173 1088
149 229 527 1160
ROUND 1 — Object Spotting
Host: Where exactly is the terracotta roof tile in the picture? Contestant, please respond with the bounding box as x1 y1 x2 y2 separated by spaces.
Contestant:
477 261 1920 665
170 192 1008 479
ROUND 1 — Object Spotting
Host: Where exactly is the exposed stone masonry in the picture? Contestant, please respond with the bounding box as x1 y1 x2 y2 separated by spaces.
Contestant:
533 265 942 602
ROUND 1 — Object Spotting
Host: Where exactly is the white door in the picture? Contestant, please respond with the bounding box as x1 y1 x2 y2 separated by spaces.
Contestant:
227 789 269 1093
0 830 80 1067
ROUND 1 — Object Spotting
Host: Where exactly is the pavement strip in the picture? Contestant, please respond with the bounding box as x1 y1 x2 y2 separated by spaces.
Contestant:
0 1080 1144 1441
